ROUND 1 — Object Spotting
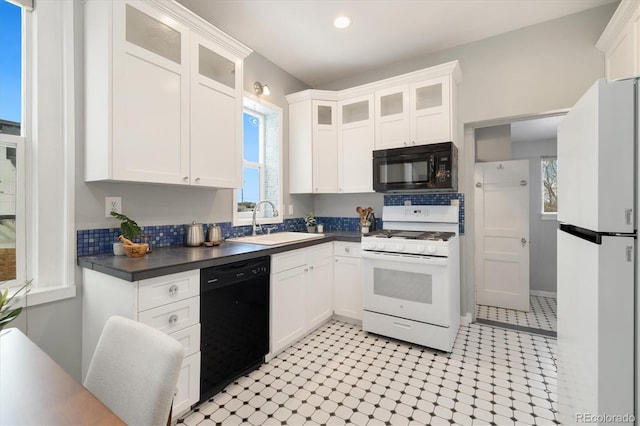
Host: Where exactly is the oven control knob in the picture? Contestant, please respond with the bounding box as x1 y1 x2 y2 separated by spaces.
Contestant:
395 244 404 252
416 246 425 253
375 243 385 250
426 246 437 254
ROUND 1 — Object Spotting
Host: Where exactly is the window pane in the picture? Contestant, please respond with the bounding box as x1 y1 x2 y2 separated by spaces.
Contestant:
243 112 260 163
542 157 557 213
237 166 259 212
0 144 16 280
0 0 22 135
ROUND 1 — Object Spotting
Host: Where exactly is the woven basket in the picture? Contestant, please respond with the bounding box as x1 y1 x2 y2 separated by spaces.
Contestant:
123 243 148 258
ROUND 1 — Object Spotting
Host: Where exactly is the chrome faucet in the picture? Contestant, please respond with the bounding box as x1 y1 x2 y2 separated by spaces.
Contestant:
252 200 279 236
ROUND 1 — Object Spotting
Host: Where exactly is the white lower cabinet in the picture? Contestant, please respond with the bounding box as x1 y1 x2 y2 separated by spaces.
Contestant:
270 243 333 355
81 269 201 421
333 242 363 320
271 264 308 353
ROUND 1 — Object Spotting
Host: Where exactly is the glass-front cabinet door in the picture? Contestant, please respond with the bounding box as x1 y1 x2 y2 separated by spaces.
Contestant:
374 86 410 150
111 1 190 185
410 76 452 146
338 95 374 193
312 101 338 193
190 33 243 188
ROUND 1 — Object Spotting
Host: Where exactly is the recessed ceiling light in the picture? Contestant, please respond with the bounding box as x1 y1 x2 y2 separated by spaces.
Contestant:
334 16 351 29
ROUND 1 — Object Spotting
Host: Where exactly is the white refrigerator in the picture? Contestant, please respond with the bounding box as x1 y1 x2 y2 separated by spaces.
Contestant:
557 78 636 425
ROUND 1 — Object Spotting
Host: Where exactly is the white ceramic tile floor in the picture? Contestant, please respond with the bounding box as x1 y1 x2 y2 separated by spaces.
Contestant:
178 319 558 425
476 296 557 333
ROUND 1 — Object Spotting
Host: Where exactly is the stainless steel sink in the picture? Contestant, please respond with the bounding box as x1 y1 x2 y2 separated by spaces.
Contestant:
226 232 325 246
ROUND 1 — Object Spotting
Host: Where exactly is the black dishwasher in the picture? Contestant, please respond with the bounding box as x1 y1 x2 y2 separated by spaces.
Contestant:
200 256 270 402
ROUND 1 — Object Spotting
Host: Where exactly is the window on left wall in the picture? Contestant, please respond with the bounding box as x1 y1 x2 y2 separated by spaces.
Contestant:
233 96 282 227
0 0 24 285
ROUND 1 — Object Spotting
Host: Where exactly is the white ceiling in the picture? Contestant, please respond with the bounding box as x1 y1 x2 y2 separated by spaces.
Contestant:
176 0 617 88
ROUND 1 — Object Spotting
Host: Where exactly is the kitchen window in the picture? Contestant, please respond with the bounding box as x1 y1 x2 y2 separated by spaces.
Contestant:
0 0 76 305
0 0 25 286
233 96 282 227
541 156 557 216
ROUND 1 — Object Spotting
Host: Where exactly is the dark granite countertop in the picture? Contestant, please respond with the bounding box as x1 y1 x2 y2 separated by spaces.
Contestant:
78 232 361 282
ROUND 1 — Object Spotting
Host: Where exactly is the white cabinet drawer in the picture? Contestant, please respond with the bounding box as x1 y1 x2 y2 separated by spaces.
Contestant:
138 270 199 311
272 249 307 274
172 351 201 420
170 323 200 358
333 242 361 258
138 296 199 335
307 242 333 259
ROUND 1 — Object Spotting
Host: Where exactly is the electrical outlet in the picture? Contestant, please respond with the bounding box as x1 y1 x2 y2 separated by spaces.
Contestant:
105 197 122 217
288 205 294 215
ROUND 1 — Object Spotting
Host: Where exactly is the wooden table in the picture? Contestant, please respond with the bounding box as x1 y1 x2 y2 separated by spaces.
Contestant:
0 327 124 425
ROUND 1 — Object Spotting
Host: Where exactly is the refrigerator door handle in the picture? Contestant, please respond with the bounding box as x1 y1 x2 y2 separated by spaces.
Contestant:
625 245 633 262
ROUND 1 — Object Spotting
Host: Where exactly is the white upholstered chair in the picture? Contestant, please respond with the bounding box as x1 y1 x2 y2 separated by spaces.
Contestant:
84 315 184 426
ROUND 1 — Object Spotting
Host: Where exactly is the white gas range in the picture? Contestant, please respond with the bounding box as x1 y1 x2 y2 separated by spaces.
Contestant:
361 205 460 352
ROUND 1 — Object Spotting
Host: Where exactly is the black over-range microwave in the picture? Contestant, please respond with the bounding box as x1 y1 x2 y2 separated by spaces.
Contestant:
373 142 458 193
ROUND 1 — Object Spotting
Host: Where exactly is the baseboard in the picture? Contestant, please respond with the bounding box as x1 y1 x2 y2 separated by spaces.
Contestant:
530 290 557 298
460 312 472 326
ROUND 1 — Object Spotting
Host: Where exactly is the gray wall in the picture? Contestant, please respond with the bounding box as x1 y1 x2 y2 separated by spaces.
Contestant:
475 125 511 162
21 3 615 379
512 138 558 294
322 4 615 125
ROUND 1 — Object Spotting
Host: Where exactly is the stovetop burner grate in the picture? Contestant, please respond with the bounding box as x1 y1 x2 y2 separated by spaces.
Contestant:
366 229 455 242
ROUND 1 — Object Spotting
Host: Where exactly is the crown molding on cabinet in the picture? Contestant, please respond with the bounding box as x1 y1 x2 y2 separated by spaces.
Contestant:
286 60 461 103
596 0 640 51
149 0 253 59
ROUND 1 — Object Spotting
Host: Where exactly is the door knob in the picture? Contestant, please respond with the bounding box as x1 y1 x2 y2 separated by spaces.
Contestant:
521 237 528 246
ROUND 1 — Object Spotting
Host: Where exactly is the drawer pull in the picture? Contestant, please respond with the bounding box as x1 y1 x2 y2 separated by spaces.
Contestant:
169 314 179 326
393 321 412 330
168 285 179 296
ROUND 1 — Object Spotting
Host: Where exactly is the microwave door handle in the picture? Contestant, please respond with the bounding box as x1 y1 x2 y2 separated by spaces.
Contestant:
429 155 436 183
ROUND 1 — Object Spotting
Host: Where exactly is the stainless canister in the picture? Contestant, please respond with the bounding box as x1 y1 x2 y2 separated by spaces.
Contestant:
185 222 205 246
207 224 223 245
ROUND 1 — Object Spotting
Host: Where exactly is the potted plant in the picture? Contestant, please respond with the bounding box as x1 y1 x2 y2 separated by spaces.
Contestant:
304 212 317 233
110 211 141 255
0 280 31 331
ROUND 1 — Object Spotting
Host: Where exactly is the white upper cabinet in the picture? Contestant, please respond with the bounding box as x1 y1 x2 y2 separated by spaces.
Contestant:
312 101 339 193
287 91 338 194
375 74 455 150
338 94 375 193
190 34 243 188
85 0 250 187
287 61 460 194
375 86 410 150
597 1 640 81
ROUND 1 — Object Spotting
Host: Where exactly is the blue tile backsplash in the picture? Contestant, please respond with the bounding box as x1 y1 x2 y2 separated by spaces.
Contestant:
77 193 464 256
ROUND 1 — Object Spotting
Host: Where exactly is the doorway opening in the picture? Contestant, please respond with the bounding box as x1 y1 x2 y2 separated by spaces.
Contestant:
466 113 565 336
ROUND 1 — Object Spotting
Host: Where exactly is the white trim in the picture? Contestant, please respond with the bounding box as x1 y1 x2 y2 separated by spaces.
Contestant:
233 94 283 227
460 312 472 326
596 0 640 52
7 284 77 308
530 290 557 299
540 213 558 221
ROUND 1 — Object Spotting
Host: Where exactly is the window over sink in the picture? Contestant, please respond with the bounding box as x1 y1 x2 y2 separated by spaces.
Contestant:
233 96 282 227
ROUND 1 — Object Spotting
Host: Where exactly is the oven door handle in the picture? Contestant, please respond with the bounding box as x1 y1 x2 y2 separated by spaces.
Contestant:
361 250 448 266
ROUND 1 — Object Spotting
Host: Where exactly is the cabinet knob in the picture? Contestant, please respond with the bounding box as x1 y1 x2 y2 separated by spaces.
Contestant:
310 266 314 270
168 284 178 296
168 314 178 325
345 247 350 253
195 177 201 183
183 176 189 181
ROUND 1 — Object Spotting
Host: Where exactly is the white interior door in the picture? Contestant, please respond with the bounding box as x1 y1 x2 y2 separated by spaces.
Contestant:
474 160 530 311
